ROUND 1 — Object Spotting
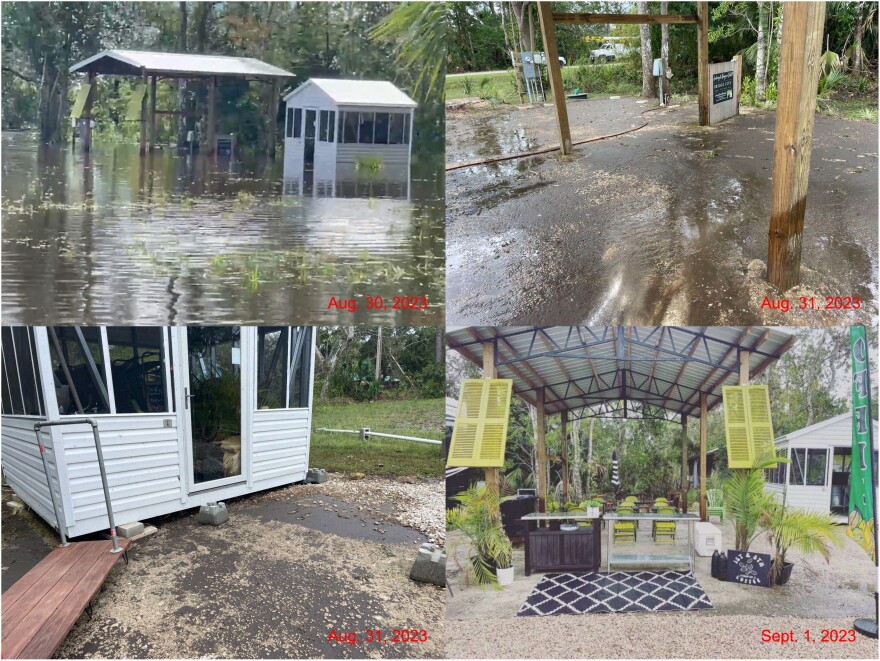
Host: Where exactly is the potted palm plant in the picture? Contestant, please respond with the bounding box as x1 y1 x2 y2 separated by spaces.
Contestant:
759 501 842 585
447 485 515 587
585 499 602 518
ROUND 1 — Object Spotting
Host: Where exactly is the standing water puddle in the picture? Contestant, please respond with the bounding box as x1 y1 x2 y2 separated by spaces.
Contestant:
1 133 444 324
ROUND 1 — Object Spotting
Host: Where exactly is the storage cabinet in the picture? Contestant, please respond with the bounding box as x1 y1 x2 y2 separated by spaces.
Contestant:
522 521 602 575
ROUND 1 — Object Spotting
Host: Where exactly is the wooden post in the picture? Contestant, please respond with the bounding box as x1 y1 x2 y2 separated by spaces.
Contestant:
732 54 743 113
537 2 572 155
139 73 148 155
767 1 826 291
696 1 710 126
699 393 708 521
536 388 548 512
561 410 569 503
269 79 280 158
513 61 526 104
149 75 158 151
207 75 217 155
681 414 688 513
482 341 499 496
739 350 751 384
82 71 97 152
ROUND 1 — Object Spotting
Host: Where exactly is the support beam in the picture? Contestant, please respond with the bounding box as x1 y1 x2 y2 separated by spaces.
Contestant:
482 341 499 496
206 75 217 155
552 13 698 25
699 393 708 521
739 351 751 384
149 75 158 151
139 73 148 155
681 414 688 513
561 409 569 503
537 2 572 155
536 387 548 512
82 71 97 152
696 2 710 126
269 78 280 158
767 1 826 291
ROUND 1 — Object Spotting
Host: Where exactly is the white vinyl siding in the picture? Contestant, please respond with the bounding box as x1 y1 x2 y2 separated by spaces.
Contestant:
1 416 60 529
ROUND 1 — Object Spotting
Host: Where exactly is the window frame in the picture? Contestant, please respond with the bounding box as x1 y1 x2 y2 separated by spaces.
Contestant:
256 326 312 411
1 327 45 418
49 327 173 417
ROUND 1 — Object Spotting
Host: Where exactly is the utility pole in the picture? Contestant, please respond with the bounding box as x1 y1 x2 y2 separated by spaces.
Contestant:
375 327 383 381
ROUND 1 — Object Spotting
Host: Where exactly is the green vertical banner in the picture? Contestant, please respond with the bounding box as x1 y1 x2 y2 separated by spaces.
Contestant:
847 326 876 563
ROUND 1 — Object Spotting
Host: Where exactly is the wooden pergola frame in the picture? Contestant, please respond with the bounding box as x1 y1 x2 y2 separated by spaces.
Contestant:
535 1 827 292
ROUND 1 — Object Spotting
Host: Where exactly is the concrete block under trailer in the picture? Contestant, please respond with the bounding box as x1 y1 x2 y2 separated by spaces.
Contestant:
0 326 315 539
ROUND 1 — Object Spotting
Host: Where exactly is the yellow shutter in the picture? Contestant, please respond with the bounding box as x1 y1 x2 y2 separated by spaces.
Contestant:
723 386 752 468
744 385 775 462
126 84 147 121
447 379 512 468
70 84 91 119
722 385 776 468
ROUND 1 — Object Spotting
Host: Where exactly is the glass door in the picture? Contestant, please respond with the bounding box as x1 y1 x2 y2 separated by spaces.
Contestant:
183 326 245 491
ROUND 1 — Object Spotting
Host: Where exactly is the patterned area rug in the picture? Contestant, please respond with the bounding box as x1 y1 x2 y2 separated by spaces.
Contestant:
517 571 714 616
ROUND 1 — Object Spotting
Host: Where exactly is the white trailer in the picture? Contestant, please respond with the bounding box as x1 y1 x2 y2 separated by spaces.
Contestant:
765 412 879 519
0 326 315 539
282 78 416 197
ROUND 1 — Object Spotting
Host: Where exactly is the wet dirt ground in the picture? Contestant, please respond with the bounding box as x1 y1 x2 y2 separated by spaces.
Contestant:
446 98 878 326
446 517 878 658
1 133 444 325
2 477 444 658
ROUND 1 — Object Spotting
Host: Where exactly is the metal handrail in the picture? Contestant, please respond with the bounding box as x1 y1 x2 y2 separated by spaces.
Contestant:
33 419 123 554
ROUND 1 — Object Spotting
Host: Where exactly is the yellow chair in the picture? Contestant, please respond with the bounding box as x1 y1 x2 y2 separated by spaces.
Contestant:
653 506 677 543
614 506 637 543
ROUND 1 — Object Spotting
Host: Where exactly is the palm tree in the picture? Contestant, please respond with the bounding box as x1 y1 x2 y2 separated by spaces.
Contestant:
371 2 445 103
723 452 785 551
760 502 842 584
447 485 513 586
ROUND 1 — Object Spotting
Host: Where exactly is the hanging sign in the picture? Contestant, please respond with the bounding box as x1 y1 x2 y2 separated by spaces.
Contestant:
846 326 876 563
726 550 771 587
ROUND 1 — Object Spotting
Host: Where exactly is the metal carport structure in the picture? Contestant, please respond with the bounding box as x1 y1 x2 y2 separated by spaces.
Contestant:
69 49 294 155
447 326 796 520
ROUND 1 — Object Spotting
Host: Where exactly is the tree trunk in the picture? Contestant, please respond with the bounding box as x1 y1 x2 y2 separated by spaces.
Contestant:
756 1 768 102
660 2 670 97
375 327 382 381
638 2 655 97
571 417 582 501
435 328 443 363
853 2 866 77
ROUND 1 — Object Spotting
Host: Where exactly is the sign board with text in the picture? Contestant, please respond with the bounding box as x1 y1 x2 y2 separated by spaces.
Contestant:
709 61 739 125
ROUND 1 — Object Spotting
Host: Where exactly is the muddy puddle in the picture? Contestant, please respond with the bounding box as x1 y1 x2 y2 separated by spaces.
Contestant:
446 99 878 326
1 133 444 325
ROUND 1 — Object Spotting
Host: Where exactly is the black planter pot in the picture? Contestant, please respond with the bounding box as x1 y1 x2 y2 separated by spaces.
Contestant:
773 561 795 585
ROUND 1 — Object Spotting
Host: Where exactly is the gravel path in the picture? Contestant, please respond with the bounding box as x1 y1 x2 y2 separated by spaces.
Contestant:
445 614 879 658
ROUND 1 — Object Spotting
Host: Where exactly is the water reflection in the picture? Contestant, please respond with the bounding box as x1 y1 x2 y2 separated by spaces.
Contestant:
1 133 444 324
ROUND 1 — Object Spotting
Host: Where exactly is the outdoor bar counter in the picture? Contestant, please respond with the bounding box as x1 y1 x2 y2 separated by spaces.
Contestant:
519 513 602 575
604 512 700 573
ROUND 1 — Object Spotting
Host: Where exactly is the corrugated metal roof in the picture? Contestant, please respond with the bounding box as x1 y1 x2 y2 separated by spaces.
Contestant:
70 50 294 77
283 78 417 107
446 326 796 419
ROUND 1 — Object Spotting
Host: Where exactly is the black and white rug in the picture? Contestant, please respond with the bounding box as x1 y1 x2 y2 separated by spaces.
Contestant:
517 571 714 616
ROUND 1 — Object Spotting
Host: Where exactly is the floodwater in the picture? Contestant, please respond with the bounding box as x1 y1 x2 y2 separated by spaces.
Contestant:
446 98 878 326
1 133 444 324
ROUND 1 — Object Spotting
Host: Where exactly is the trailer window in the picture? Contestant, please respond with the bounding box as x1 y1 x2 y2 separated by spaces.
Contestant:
257 327 288 409
789 448 805 485
319 110 336 142
0 327 44 416
342 111 358 143
48 327 111 415
806 449 827 486
107 327 170 414
358 112 375 144
288 327 312 409
374 112 390 144
388 113 407 144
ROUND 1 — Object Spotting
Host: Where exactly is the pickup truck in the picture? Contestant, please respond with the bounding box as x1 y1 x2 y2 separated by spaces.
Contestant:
589 43 626 63
533 51 567 67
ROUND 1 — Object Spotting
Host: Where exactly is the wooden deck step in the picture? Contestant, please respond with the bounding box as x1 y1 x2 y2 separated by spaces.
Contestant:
1 538 131 659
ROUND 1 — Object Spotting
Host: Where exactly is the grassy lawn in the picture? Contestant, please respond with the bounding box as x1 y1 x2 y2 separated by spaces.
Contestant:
446 63 642 104
310 398 443 478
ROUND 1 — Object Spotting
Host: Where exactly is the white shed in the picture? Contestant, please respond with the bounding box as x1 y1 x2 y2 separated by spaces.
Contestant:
0 326 315 539
765 412 879 519
282 78 416 191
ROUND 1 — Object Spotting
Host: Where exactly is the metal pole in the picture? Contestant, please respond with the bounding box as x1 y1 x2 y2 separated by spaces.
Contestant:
34 419 122 553
32 426 69 547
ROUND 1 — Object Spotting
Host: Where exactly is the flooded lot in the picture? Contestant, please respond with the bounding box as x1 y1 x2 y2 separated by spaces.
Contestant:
1 133 444 325
446 98 878 326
